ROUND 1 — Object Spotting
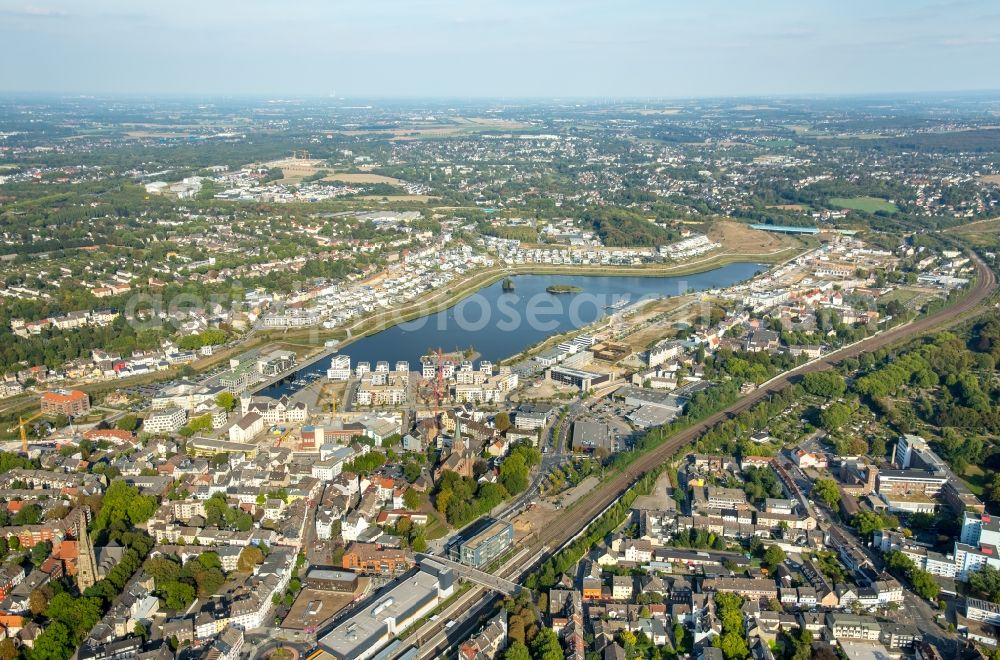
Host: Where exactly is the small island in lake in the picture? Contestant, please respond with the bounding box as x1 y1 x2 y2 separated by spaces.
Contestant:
502 277 515 291
546 284 583 294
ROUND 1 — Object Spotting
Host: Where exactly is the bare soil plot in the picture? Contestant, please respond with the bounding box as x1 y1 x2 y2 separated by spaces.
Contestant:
512 501 561 542
358 195 438 202
322 172 403 185
766 204 809 211
708 220 802 255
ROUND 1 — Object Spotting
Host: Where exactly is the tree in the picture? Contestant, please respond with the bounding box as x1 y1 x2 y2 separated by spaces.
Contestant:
403 487 422 510
494 412 511 433
116 414 139 432
910 568 940 601
14 504 43 525
500 454 529 495
853 511 898 537
435 489 452 515
29 586 52 617
812 479 841 508
530 629 564 660
907 512 936 531
0 639 17 660
197 552 222 571
31 540 52 567
802 372 847 398
819 402 852 431
502 640 531 660
238 545 265 573
970 565 1000 603
763 545 786 568
143 556 182 585
45 592 102 642
216 391 236 412
93 480 157 533
403 462 421 482
29 621 73 660
716 631 749 660
161 581 196 610
885 551 915 575
190 566 226 597
619 629 638 653
673 623 687 654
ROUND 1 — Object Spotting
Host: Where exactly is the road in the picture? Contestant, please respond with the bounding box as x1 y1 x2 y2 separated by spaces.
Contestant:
528 252 996 556
410 252 997 656
415 255 995 660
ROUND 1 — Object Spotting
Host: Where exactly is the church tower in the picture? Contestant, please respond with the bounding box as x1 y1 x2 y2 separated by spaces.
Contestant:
75 508 98 592
453 417 464 455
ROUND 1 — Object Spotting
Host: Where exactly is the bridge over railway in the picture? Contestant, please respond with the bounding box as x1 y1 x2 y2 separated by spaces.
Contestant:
416 554 521 596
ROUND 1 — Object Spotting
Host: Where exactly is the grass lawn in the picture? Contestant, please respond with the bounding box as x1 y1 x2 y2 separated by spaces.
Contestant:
963 464 987 496
829 196 898 214
878 289 921 305
423 508 450 540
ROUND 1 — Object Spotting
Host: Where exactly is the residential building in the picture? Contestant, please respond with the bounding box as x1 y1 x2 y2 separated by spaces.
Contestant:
40 389 90 417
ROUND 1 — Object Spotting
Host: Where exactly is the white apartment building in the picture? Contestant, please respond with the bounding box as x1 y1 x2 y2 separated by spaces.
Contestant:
144 407 187 435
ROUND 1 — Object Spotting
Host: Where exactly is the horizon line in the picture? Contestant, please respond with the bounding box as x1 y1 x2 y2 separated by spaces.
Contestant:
2 89 1000 103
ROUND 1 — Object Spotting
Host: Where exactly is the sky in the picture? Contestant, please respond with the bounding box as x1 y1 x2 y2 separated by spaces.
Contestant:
1 0 999 98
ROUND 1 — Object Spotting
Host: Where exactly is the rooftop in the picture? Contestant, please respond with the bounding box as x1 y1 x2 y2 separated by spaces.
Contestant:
319 569 441 659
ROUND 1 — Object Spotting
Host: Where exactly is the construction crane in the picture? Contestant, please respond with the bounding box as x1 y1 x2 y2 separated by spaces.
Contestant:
14 411 44 453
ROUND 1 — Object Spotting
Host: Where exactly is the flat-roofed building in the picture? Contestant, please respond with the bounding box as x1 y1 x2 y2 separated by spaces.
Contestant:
704 487 748 510
342 543 414 577
549 366 609 390
572 420 614 453
318 562 454 660
305 567 359 593
876 469 947 497
144 407 186 435
40 389 90 417
450 519 514 569
187 437 258 460
966 598 1000 625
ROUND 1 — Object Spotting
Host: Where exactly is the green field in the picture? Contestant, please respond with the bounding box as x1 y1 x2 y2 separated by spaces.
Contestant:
758 138 796 149
829 196 898 214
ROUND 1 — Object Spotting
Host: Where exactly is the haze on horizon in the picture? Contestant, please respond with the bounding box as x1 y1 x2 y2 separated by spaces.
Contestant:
1 0 999 99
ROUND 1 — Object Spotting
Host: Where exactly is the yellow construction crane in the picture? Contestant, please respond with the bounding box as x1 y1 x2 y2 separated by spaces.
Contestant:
15 411 44 453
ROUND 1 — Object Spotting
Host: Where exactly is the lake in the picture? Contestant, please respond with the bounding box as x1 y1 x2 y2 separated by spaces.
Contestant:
260 262 766 397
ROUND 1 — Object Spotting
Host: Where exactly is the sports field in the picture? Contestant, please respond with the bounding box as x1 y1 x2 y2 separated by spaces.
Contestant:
829 196 898 213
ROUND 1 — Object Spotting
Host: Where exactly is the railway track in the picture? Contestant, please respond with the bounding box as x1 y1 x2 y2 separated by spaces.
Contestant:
395 253 997 660
530 253 997 555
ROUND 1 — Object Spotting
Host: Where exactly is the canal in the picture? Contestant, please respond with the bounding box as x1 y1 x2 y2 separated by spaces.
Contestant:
260 263 766 397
